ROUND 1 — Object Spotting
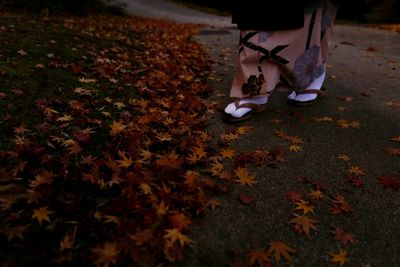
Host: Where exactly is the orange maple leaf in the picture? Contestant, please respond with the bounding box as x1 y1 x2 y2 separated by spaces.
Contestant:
236 125 253 135
288 145 303 152
169 213 192 231
32 206 54 225
348 166 366 176
329 249 349 266
268 241 296 263
109 120 127 136
116 150 133 168
248 249 271 266
290 213 318 237
294 200 315 214
308 190 324 200
164 228 194 247
220 148 235 159
234 167 257 186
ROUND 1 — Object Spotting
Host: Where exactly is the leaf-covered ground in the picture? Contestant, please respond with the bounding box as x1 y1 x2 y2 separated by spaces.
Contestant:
0 13 223 266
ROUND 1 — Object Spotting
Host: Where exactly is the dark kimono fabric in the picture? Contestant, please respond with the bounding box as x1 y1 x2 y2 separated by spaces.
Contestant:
231 0 336 31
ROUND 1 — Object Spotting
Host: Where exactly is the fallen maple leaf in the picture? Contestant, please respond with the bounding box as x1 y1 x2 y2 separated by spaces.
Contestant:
236 125 253 135
268 241 296 263
32 206 54 225
130 229 154 247
239 194 254 204
348 166 366 176
117 150 133 168
313 116 333 123
329 249 349 266
385 147 400 156
169 213 192 231
347 175 364 187
288 145 303 152
290 214 318 237
390 136 400 142
248 249 271 266
91 242 119 267
206 199 221 210
308 190 323 200
294 200 315 214
330 227 357 246
220 148 235 159
164 228 194 247
378 175 399 191
234 167 257 186
285 191 303 202
109 120 127 136
337 154 351 161
79 77 97 84
17 49 28 56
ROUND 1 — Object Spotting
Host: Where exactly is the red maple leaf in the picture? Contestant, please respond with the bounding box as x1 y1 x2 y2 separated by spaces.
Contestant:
330 227 357 246
285 191 303 203
378 176 399 191
239 194 254 204
346 175 364 188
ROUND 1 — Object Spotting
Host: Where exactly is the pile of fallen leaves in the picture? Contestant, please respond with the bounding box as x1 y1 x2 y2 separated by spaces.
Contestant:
0 14 224 266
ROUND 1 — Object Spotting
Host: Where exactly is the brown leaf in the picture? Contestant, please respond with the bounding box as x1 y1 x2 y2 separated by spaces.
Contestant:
248 249 271 266
268 241 296 263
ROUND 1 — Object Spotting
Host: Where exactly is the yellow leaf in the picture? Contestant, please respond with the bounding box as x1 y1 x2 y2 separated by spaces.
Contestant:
348 166 366 176
79 77 97 84
236 125 253 135
164 228 194 247
294 200 314 214
32 206 54 225
220 148 235 159
308 190 323 200
56 114 73 122
110 121 127 136
235 167 257 186
329 249 349 266
289 145 303 152
220 132 240 141
313 116 333 122
117 150 133 168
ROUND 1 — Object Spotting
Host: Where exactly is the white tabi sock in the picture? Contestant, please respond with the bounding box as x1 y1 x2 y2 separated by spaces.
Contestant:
224 95 268 118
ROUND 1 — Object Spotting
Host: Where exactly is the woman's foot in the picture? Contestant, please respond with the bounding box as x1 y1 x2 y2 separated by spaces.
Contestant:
223 95 268 122
287 70 326 105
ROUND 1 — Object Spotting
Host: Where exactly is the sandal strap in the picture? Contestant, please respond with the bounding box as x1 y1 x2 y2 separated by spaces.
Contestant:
296 89 323 95
234 100 267 111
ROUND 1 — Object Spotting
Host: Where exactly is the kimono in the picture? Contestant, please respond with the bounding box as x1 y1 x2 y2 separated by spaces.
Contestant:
229 0 338 98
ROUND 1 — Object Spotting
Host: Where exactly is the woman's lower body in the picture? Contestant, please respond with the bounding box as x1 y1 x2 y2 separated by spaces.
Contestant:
224 1 337 121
